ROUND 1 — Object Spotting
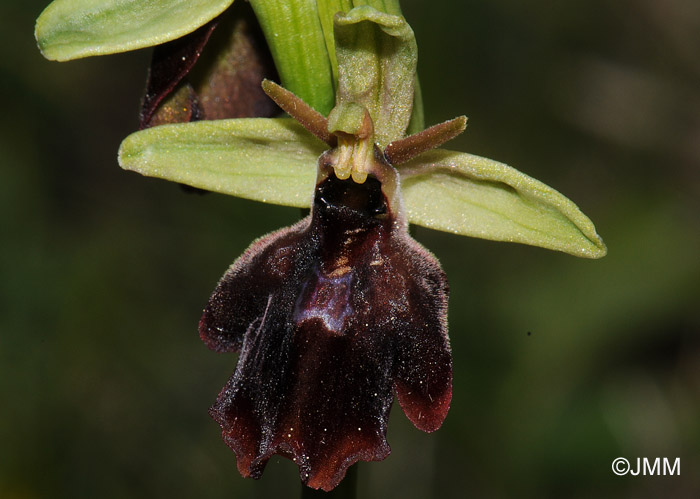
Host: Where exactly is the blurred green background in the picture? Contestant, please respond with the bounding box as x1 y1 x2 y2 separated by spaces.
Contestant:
2 1 698 497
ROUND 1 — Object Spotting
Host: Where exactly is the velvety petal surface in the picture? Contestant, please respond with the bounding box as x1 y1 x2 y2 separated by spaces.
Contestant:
389 235 452 432
200 173 451 490
200 218 312 353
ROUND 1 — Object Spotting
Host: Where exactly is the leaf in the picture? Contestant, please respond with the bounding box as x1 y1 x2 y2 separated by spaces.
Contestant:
35 0 234 61
399 149 607 258
333 6 417 146
249 0 335 115
118 118 325 207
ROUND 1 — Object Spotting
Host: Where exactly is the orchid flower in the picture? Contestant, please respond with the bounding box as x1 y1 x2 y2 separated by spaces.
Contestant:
35 0 606 492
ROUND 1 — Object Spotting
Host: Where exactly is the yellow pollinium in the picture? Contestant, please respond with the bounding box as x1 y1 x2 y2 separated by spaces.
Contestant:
332 134 373 184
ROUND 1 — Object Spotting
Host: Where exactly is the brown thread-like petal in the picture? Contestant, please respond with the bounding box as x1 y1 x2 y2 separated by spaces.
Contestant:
262 79 336 146
384 116 467 165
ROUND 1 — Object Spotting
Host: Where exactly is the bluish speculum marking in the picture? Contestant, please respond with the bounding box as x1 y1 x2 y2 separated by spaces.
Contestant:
293 269 354 334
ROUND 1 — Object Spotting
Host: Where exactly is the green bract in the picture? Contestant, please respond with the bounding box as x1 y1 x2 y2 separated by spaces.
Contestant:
35 0 235 61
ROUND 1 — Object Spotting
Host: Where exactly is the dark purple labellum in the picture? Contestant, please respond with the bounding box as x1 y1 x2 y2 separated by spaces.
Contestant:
200 162 452 491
